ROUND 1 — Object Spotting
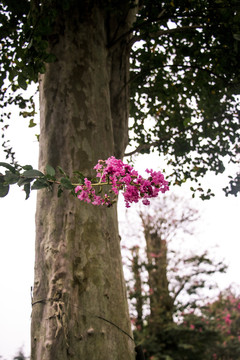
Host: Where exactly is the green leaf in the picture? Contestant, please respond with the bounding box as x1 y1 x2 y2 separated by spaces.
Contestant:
60 177 74 190
28 119 37 128
4 171 19 185
18 177 33 187
46 164 55 177
0 176 9 197
21 110 35 118
22 169 44 178
19 101 27 109
183 117 191 127
73 170 84 178
0 162 16 173
73 170 85 183
31 179 49 190
22 165 33 170
24 183 31 199
91 177 98 184
0 184 9 197
57 166 67 176
18 74 27 90
57 185 63 197
8 68 18 82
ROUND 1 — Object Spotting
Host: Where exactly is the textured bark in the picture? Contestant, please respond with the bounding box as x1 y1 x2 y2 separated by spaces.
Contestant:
107 0 134 158
31 2 136 359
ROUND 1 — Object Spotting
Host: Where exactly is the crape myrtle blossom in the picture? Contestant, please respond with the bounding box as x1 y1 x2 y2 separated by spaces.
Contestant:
75 156 169 207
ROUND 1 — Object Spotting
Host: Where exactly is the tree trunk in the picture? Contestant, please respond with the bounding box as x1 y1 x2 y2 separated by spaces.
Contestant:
144 226 174 334
31 2 136 359
131 247 144 331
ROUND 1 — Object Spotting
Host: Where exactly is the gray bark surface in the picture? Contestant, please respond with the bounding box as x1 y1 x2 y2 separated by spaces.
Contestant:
31 3 136 359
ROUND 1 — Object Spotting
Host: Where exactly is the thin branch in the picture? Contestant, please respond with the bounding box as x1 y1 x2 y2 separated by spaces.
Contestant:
108 9 167 49
173 283 186 303
167 63 227 81
123 60 227 103
125 140 162 157
173 267 221 302
124 117 211 157
129 25 202 48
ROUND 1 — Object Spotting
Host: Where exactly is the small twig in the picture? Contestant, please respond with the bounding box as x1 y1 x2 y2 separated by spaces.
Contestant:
96 315 134 341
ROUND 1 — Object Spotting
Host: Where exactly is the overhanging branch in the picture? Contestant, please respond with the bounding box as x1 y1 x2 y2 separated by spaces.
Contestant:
129 24 203 48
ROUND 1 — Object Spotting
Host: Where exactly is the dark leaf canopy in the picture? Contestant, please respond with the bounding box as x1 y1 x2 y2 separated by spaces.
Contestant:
0 0 239 196
129 0 240 195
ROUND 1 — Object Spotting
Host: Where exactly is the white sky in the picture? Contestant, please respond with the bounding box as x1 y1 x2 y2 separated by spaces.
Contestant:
0 117 38 360
0 110 240 359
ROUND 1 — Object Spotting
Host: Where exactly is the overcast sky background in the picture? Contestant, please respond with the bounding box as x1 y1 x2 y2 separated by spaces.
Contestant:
0 103 240 359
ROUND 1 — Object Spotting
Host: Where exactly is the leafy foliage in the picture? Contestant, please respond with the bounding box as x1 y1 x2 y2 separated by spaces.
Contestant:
0 0 239 197
223 172 240 196
128 0 240 194
181 287 240 360
0 0 53 163
0 162 75 199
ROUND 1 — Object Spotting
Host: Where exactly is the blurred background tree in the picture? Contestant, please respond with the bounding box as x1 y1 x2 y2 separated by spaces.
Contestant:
13 349 26 360
121 195 231 359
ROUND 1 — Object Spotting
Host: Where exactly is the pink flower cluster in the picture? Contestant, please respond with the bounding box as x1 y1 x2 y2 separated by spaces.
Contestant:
224 313 232 326
75 156 169 207
74 178 111 206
